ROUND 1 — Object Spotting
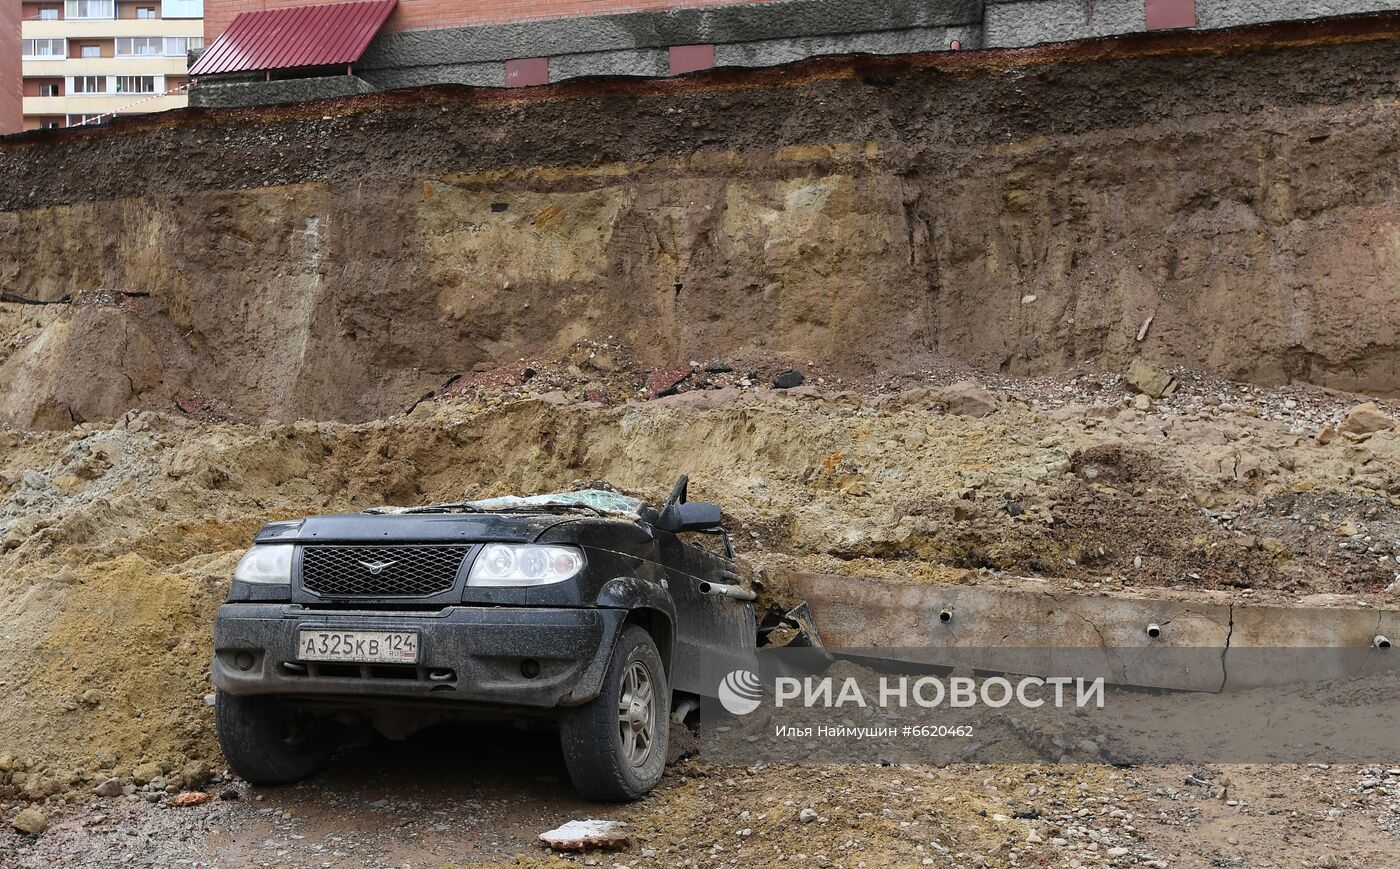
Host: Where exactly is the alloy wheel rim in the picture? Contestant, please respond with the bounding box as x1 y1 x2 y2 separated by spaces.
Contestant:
617 659 656 767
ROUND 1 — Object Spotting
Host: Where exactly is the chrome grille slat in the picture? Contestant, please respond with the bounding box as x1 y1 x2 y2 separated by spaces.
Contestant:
300 545 470 597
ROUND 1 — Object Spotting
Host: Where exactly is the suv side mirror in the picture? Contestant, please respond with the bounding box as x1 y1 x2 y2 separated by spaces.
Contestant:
656 501 722 533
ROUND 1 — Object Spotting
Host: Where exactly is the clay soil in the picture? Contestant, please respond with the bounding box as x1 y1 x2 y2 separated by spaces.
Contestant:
1 354 1398 866
5 29 1400 430
3 21 1400 869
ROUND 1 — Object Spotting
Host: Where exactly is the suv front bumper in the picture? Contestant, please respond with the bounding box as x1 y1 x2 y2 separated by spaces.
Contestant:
212 603 625 709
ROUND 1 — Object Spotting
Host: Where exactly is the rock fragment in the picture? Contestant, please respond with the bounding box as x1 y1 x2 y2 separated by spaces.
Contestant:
538 819 630 851
937 380 998 417
1338 402 1395 437
1125 358 1176 399
645 367 692 398
131 761 163 784
773 370 805 389
167 791 211 808
94 777 123 797
11 808 48 835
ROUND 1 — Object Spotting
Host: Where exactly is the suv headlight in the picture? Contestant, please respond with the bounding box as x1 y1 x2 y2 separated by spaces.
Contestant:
468 544 584 587
233 545 293 585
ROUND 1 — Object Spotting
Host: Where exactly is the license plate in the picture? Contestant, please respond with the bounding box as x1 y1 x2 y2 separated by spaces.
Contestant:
296 629 420 664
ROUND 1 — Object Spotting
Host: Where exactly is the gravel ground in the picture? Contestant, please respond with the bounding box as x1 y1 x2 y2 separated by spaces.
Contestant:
4 723 1399 869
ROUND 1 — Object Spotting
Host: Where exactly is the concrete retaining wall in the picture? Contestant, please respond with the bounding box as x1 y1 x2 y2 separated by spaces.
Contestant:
192 76 377 109
984 0 1146 48
190 0 1400 109
786 573 1400 692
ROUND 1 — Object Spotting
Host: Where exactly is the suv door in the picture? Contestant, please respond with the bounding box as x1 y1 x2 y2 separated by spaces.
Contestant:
653 528 756 696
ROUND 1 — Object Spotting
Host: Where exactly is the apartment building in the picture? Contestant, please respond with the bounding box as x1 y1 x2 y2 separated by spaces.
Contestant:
188 0 1400 110
1 1 20 134
20 0 204 130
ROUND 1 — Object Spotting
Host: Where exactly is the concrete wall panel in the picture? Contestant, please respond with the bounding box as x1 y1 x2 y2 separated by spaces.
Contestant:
715 26 979 67
1196 0 1400 28
984 0 1146 48
786 573 1400 692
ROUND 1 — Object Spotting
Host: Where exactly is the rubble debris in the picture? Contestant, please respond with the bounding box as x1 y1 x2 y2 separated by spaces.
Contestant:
131 762 163 784
773 369 806 389
705 361 734 373
1126 358 1176 398
1338 402 1396 437
937 379 998 417
167 791 211 808
646 367 692 398
758 601 825 650
11 807 49 835
94 778 124 797
538 819 630 851
1136 314 1155 342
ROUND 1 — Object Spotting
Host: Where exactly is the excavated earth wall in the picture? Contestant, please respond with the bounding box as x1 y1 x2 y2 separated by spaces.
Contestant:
4 19 1400 813
2 23 1400 428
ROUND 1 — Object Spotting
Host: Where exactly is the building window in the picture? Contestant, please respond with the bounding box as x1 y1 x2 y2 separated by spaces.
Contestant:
81 44 101 58
39 7 61 20
161 0 202 18
21 39 66 59
70 114 106 126
116 76 156 94
64 0 114 19
40 83 61 97
136 6 156 18
42 121 63 130
163 36 202 56
73 76 109 94
116 37 160 56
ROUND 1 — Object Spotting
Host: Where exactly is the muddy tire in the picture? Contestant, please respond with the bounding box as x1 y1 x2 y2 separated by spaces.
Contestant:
560 624 670 801
215 691 334 785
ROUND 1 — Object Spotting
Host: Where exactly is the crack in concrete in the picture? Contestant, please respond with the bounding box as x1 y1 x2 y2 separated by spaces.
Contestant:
1067 609 1129 681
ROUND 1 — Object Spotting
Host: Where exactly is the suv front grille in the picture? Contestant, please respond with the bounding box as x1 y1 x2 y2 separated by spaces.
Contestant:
300 545 471 597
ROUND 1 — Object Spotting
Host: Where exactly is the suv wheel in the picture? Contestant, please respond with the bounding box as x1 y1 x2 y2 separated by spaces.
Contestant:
215 690 334 785
560 624 670 801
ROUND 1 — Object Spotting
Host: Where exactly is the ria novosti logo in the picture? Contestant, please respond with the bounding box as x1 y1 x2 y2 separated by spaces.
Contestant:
717 669 765 715
716 669 1106 715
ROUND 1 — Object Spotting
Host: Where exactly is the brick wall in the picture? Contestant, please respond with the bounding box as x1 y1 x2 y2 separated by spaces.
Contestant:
205 0 775 45
1 0 20 135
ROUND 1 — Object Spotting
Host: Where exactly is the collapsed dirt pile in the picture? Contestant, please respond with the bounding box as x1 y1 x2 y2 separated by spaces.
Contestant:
4 27 1400 428
1 361 1398 805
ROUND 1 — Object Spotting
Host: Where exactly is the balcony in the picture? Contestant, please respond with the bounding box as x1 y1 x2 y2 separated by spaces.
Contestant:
23 18 205 40
24 56 191 76
23 93 189 115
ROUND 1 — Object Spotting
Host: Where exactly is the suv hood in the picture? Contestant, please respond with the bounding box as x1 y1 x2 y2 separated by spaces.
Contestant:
252 512 575 545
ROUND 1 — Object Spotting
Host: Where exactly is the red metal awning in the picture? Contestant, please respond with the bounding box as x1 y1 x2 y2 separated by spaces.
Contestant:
190 0 396 77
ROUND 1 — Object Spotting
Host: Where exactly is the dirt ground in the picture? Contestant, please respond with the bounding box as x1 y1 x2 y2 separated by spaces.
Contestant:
1 354 1398 865
2 733 1398 868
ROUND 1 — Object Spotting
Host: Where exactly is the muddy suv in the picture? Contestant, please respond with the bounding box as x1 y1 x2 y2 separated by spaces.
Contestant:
211 478 756 801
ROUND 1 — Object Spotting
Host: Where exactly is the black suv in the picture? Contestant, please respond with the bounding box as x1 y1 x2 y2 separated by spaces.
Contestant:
211 477 756 800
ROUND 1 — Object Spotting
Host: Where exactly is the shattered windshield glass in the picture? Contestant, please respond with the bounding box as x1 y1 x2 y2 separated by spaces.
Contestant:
367 488 648 517
464 489 645 517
